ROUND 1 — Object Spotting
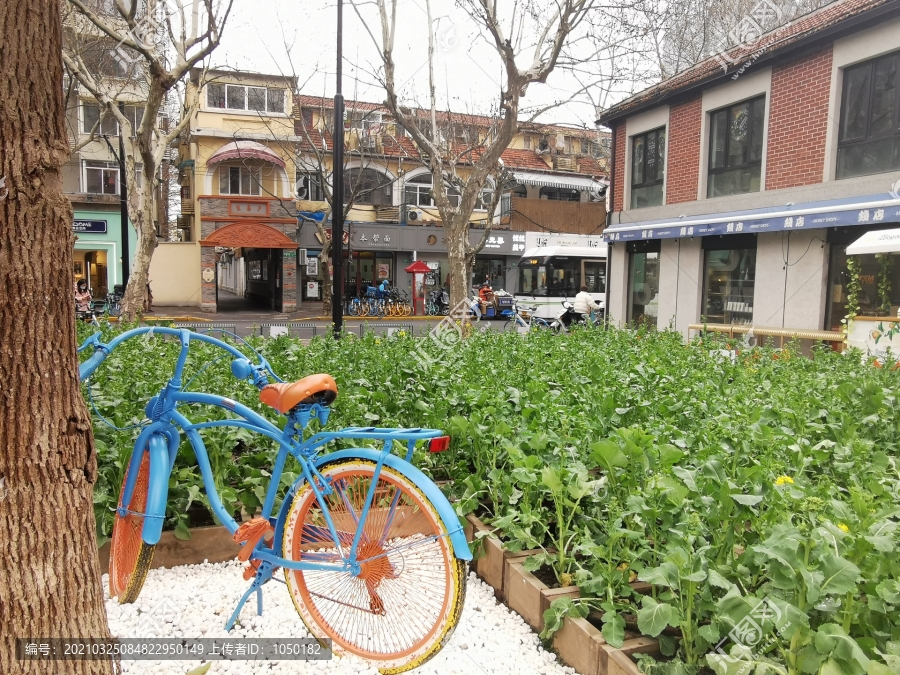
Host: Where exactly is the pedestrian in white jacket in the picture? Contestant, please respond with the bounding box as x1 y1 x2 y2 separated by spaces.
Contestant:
573 285 601 318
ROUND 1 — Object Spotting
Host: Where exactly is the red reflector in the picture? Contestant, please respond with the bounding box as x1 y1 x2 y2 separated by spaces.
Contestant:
428 436 450 453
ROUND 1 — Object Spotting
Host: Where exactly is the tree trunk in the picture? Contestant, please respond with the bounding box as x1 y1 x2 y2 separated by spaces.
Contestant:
446 217 471 313
0 2 115 673
120 205 156 321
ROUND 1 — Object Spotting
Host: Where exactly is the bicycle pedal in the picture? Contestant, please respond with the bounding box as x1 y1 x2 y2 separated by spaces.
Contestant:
233 518 274 562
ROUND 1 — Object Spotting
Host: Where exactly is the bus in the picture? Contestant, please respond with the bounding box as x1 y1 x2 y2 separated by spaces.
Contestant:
515 245 608 319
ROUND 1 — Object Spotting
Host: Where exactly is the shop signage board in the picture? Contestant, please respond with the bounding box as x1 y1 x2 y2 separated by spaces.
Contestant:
605 204 900 242
306 281 319 298
73 219 107 234
525 232 605 250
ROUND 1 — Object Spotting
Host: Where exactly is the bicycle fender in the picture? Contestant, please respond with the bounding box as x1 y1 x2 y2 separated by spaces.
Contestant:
274 450 472 562
142 433 172 546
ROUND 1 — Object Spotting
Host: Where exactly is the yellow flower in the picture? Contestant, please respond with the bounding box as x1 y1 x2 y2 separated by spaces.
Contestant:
838 523 849 533
774 475 794 485
617 562 629 571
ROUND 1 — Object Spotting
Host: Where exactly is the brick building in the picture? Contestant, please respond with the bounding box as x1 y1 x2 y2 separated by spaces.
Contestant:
599 0 900 335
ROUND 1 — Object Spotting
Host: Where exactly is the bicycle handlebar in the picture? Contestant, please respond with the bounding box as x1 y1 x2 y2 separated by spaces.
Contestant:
77 326 281 387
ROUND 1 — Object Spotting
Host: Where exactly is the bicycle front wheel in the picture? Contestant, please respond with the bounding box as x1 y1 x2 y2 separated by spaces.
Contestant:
109 451 155 603
283 459 466 674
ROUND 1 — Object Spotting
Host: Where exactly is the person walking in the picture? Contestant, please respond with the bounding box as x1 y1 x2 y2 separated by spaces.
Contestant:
75 279 91 313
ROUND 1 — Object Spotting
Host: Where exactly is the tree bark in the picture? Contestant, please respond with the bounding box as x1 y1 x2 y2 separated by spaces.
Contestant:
0 1 114 673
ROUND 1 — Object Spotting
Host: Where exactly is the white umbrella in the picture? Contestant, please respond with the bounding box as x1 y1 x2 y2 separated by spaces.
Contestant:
846 227 900 255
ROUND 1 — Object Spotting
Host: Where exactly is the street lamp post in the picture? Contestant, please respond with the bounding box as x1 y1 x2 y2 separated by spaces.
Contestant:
331 0 345 338
118 101 129 289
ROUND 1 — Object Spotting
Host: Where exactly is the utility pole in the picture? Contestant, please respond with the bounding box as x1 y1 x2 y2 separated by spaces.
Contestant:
331 0 345 338
118 101 129 290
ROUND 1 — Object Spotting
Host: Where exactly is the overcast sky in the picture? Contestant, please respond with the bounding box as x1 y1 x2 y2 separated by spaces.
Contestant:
211 0 608 129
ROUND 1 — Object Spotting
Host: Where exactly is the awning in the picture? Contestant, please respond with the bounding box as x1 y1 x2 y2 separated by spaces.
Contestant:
512 171 607 192
603 192 900 242
846 227 900 255
207 140 285 168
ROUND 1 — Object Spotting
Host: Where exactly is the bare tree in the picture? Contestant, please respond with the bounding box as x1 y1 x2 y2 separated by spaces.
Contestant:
62 0 234 320
1 1 116 672
353 0 596 308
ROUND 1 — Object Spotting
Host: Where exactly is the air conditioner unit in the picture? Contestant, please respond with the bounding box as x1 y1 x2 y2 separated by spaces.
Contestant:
298 248 307 265
407 210 420 222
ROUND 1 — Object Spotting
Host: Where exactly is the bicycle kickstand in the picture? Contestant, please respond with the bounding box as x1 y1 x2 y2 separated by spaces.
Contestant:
225 559 274 631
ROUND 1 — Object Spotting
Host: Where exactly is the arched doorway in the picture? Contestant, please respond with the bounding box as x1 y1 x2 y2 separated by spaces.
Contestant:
199 222 297 313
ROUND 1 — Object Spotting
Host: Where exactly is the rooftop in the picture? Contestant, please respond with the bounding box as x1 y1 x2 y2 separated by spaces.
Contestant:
596 0 898 125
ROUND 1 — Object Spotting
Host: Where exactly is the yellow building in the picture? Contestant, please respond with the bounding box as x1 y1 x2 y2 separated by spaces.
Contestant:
161 70 610 311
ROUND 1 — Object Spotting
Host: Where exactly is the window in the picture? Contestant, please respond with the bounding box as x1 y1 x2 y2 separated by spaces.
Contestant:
701 234 758 325
219 166 261 195
207 84 286 113
539 186 580 201
347 110 382 133
403 174 469 208
564 137 575 154
837 50 900 179
825 226 900 329
631 127 666 208
580 139 589 154
82 103 144 135
345 168 392 205
84 161 119 195
627 241 660 326
296 172 325 201
523 135 531 149
708 96 765 198
83 161 142 194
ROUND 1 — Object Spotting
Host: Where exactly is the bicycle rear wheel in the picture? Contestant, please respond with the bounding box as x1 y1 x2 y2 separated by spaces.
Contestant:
283 459 466 674
109 451 155 603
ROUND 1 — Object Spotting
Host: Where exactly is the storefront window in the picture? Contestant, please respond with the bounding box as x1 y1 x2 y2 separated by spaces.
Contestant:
701 235 757 324
627 241 660 326
825 227 900 330
472 258 505 289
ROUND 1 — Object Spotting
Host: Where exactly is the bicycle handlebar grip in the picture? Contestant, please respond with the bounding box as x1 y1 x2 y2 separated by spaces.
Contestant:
79 350 108 382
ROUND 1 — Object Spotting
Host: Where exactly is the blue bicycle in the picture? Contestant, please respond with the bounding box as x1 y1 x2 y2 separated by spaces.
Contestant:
78 327 470 673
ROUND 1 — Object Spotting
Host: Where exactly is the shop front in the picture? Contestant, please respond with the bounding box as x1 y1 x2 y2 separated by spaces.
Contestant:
603 192 900 335
72 207 137 298
296 222 520 310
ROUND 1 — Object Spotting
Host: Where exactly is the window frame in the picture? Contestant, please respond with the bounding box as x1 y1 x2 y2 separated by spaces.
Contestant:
81 102 145 136
630 126 666 209
82 160 142 194
706 95 766 198
207 83 286 114
219 165 262 196
836 49 900 180
295 171 325 201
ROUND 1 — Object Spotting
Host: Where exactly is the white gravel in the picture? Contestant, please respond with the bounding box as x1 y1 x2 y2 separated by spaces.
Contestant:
105 560 577 675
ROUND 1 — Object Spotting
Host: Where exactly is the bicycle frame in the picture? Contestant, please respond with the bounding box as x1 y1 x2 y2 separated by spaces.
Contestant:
78 327 472 574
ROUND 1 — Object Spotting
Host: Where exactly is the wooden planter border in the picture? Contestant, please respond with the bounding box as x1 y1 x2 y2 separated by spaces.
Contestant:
98 525 240 572
463 513 655 675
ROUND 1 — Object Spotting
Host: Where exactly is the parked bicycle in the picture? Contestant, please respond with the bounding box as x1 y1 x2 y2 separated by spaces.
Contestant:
503 301 552 334
78 327 470 672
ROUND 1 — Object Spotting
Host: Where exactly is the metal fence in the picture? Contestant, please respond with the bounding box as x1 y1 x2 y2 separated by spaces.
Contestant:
173 323 237 336
258 322 416 339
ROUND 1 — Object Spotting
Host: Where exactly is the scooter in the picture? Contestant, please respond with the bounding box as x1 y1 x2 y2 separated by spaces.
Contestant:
549 299 602 333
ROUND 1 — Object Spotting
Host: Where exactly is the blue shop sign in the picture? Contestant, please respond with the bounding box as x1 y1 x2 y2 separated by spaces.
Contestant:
604 193 900 242
73 219 108 234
